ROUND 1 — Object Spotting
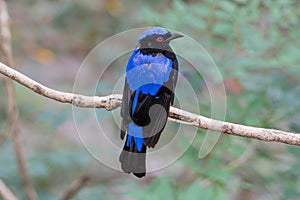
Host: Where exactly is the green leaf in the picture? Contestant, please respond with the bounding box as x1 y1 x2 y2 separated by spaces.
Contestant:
219 0 236 13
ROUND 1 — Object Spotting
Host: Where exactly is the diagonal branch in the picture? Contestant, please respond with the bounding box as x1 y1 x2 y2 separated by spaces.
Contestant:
0 179 18 200
0 61 122 110
60 175 91 200
0 129 9 144
0 61 299 146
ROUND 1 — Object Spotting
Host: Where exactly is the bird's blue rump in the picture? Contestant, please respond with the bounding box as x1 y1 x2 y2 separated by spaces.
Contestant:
126 122 144 152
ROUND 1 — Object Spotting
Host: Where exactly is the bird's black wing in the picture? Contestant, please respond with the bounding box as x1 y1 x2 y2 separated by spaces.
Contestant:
164 57 178 105
120 79 132 140
129 87 171 148
143 91 171 147
141 57 179 147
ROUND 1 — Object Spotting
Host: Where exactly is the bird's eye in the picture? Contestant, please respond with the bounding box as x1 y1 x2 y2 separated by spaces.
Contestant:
156 37 163 42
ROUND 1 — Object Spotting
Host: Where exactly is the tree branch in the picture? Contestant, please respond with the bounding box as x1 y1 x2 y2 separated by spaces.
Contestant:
0 179 18 200
0 61 299 146
60 175 91 200
0 61 122 110
0 129 9 144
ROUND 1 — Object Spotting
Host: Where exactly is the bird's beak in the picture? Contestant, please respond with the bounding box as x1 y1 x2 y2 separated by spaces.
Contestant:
165 33 184 42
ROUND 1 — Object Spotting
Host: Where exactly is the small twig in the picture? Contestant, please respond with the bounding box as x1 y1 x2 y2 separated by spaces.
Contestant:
0 1 37 200
60 175 91 200
0 130 9 144
0 179 18 200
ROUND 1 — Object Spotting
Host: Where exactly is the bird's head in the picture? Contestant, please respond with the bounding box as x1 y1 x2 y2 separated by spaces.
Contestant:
138 27 183 53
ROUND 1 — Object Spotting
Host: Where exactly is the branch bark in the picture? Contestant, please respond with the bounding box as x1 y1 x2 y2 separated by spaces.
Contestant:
0 1 37 200
60 175 91 200
0 61 300 146
0 179 18 200
0 130 9 144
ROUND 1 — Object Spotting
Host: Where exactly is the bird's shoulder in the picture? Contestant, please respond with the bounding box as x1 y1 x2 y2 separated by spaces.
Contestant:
126 48 173 72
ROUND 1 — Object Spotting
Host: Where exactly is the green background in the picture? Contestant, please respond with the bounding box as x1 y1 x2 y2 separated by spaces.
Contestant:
1 0 300 199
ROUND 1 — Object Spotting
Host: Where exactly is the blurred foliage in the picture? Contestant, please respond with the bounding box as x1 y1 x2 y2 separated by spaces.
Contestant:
1 0 300 199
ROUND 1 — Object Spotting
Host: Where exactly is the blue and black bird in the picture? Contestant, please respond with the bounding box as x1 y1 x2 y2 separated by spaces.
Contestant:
119 27 183 178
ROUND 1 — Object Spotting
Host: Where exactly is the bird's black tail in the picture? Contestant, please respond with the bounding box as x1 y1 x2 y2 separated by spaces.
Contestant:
119 134 146 178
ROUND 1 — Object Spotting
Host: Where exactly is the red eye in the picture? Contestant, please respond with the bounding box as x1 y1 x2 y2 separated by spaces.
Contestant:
156 37 163 42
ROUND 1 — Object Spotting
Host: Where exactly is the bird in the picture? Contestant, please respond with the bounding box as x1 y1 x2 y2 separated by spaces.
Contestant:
119 27 183 178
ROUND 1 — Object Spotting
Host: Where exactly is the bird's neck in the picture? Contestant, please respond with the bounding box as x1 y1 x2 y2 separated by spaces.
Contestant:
139 48 175 60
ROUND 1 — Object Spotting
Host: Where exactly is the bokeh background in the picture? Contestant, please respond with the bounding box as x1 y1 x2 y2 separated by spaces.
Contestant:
1 0 300 199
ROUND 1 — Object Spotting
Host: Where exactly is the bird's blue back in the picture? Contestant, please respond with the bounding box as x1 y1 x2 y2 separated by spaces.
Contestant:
124 48 173 151
126 48 173 95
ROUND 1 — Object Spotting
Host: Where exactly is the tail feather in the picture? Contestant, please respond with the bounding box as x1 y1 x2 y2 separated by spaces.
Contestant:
119 135 146 178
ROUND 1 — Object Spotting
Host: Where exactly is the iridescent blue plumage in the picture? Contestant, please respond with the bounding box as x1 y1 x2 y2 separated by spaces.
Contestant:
125 48 173 152
119 27 183 178
127 48 173 116
126 122 143 152
131 89 140 116
126 49 173 94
